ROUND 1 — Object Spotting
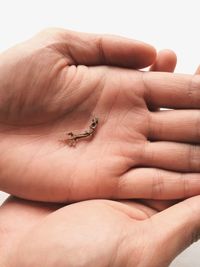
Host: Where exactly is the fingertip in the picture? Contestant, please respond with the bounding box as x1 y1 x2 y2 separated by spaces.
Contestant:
161 49 177 68
150 49 177 72
132 41 157 69
195 65 200 74
144 45 157 68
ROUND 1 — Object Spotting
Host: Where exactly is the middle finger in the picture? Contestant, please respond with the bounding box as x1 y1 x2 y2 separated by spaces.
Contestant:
148 109 200 143
143 72 200 109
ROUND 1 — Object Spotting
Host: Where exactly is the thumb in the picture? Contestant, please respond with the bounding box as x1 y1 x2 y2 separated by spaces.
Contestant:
40 28 156 69
150 196 200 265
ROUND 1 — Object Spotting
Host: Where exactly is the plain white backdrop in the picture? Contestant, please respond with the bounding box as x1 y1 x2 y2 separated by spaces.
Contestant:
0 1 199 266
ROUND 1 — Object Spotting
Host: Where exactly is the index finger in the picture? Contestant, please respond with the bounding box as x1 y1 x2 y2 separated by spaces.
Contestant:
143 72 200 109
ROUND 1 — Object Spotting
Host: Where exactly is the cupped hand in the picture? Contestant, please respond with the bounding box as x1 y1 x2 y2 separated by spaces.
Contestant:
1 196 200 267
0 28 200 202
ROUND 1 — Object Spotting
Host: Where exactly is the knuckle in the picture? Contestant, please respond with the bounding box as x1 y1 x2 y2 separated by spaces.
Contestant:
188 145 200 171
93 36 107 64
151 169 164 198
181 174 191 198
148 112 163 140
187 75 200 106
195 111 200 140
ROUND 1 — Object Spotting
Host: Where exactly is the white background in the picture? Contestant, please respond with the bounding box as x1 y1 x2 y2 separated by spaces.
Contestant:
0 0 199 266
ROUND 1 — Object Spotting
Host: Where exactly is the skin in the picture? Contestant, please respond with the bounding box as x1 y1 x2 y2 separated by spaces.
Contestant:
0 28 200 203
0 37 200 267
1 196 200 267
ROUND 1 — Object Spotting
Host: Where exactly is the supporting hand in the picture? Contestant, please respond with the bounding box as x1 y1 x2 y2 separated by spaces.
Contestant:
1 196 200 267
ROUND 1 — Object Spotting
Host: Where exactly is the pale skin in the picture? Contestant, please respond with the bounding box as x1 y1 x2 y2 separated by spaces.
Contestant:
1 31 200 266
1 196 200 267
1 28 200 204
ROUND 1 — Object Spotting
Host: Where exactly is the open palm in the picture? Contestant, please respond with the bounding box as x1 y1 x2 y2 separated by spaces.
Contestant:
1 196 199 267
0 28 200 202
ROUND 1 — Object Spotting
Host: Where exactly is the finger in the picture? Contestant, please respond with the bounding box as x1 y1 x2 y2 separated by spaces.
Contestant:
142 141 200 172
42 28 156 68
151 196 200 263
117 168 200 200
149 109 200 143
150 49 177 72
195 65 200 74
139 199 178 211
149 50 177 111
143 72 200 109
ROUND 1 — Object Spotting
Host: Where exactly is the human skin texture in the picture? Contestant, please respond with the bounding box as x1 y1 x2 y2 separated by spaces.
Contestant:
0 38 200 267
0 29 200 202
0 196 200 267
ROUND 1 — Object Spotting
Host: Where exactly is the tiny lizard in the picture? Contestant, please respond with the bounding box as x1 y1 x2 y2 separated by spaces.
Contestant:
65 117 99 147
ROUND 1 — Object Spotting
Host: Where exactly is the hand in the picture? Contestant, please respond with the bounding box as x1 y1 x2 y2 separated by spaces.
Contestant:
1 196 200 267
0 28 200 202
139 49 178 211
143 50 200 212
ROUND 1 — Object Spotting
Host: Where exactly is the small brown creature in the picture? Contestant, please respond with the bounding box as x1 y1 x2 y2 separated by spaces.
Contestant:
65 117 99 147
